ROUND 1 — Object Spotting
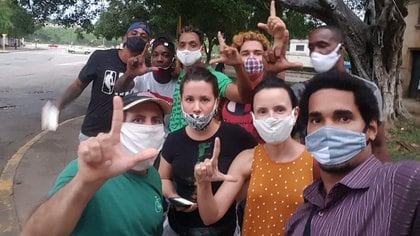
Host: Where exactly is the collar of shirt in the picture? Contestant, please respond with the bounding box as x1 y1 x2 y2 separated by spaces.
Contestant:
178 66 217 81
303 155 381 209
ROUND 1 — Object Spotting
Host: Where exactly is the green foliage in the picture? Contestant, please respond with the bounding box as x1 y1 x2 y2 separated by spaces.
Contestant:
244 1 317 41
0 0 34 36
281 9 317 39
14 0 316 56
17 0 103 27
94 0 152 41
25 26 118 46
0 1 14 34
91 0 315 62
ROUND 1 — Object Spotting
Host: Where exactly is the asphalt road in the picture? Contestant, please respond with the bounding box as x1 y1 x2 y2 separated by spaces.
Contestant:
0 47 91 175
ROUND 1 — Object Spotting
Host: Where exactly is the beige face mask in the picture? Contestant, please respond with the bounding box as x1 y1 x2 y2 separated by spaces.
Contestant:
120 123 165 171
251 109 296 144
176 48 202 66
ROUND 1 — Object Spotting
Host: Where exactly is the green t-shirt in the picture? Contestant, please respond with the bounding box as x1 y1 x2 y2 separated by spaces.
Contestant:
49 160 164 236
169 67 232 132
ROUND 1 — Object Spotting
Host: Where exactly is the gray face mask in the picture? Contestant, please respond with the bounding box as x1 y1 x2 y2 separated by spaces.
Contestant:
181 102 217 131
305 126 367 166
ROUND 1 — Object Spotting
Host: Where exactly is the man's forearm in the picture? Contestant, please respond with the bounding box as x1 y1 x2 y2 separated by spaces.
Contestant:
21 174 102 236
114 74 135 93
56 79 88 110
233 64 253 104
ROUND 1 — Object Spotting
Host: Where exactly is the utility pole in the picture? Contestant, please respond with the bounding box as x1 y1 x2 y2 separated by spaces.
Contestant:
2 34 6 51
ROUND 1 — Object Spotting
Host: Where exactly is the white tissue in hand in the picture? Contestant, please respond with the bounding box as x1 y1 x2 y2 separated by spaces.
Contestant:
41 101 59 131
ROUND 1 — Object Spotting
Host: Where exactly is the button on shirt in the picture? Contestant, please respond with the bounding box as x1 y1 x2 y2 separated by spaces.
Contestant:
285 156 420 236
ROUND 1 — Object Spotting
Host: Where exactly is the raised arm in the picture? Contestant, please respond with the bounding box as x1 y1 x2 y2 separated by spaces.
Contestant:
210 32 253 104
258 0 302 78
195 138 253 225
114 44 158 93
22 97 157 236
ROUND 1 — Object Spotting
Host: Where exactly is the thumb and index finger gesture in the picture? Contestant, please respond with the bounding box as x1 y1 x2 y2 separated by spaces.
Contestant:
109 96 158 167
263 30 303 73
77 96 157 183
126 43 158 77
194 137 237 183
257 0 286 40
209 32 242 66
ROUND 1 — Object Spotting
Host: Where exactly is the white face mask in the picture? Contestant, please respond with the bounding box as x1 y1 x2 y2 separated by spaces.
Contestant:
176 49 202 66
251 109 296 144
120 123 165 171
310 43 341 73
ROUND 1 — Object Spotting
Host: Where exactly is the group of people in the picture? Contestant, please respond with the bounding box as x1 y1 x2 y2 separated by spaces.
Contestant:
28 1 419 235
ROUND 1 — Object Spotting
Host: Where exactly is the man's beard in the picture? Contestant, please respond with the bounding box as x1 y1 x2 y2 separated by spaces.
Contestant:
319 161 354 174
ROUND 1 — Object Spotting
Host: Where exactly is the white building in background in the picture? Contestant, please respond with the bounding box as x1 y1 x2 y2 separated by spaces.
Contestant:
401 0 420 98
286 39 312 68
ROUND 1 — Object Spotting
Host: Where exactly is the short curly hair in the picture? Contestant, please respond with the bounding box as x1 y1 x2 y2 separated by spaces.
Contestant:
231 31 270 52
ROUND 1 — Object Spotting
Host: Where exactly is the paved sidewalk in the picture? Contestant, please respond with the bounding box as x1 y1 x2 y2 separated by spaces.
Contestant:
0 116 82 235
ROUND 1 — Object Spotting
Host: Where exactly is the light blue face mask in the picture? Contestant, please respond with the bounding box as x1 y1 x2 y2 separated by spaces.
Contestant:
305 126 367 166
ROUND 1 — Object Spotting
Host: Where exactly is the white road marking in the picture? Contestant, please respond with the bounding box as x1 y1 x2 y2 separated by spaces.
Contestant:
58 61 87 66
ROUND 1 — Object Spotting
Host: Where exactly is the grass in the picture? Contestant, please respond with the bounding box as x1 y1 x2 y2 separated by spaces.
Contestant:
387 119 420 161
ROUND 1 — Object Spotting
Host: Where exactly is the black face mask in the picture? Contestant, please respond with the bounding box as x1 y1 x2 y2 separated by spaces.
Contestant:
125 36 146 53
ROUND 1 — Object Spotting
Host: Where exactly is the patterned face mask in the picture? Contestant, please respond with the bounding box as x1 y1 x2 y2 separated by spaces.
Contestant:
181 102 217 131
244 56 264 75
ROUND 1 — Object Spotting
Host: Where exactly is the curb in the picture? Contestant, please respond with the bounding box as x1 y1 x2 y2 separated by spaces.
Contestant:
0 116 83 233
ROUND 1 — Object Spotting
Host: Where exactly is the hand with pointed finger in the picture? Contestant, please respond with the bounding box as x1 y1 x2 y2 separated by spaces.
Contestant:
209 32 243 66
257 0 287 41
263 40 303 76
194 137 237 184
76 96 158 185
125 43 159 79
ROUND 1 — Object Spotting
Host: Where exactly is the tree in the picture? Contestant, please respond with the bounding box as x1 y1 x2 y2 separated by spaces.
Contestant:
0 1 13 34
94 0 152 41
17 0 103 27
16 0 316 62
0 0 34 37
92 0 315 63
277 0 409 120
145 0 254 62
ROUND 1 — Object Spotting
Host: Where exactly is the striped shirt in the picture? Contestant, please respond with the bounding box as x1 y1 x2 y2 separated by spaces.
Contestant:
285 156 420 236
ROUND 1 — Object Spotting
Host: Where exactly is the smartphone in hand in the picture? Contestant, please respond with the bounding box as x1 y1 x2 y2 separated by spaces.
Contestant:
167 197 195 207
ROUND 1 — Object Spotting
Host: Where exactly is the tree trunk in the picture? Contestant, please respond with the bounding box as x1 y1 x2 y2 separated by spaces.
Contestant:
277 0 410 121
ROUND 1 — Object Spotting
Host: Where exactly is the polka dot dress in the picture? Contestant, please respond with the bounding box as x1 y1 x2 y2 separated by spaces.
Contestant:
242 144 313 236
